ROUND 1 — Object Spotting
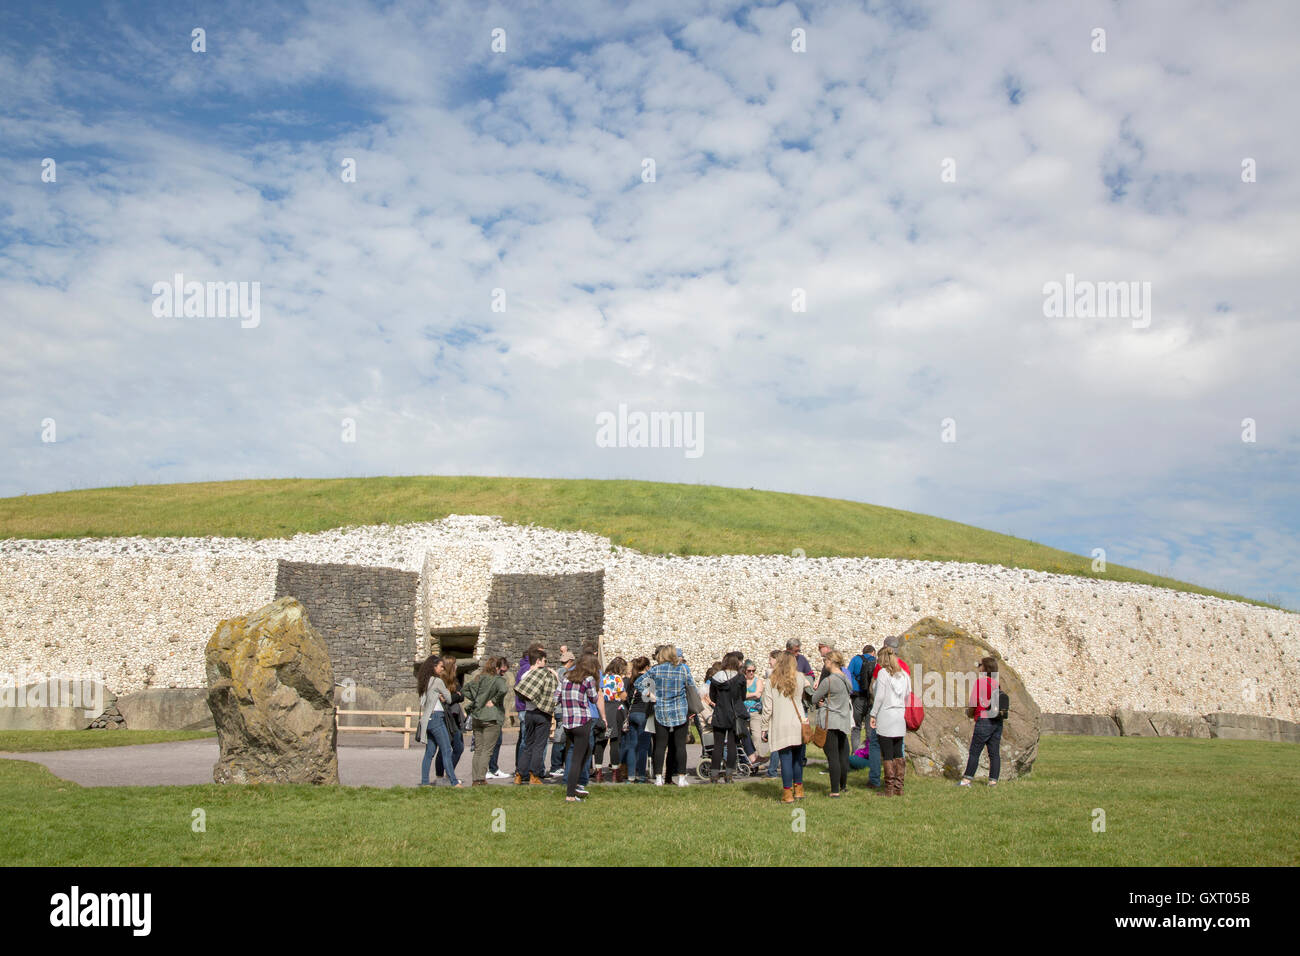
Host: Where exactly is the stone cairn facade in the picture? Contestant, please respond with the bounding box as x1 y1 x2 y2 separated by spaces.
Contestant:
2 515 1298 736
273 561 418 698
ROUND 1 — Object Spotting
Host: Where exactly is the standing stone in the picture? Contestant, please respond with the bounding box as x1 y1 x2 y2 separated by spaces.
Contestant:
896 617 1041 780
205 597 338 785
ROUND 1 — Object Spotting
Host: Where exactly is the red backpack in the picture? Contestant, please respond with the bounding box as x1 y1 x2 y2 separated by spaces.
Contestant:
904 692 925 731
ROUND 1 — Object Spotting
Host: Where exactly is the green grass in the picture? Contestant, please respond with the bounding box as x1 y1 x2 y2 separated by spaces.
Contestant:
0 476 1273 606
2 737 1297 865
0 730 215 753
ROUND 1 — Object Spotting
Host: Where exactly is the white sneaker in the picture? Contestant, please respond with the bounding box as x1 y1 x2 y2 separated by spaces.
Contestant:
675 775 689 787
988 779 998 787
958 778 972 787
487 770 509 779
548 769 564 778
654 775 665 786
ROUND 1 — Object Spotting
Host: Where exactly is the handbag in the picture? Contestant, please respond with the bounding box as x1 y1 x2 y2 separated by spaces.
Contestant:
796 695 814 745
904 692 925 731
685 676 704 716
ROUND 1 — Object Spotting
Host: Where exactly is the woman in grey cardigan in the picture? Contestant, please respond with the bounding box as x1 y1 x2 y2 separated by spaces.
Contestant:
809 649 854 796
416 655 462 788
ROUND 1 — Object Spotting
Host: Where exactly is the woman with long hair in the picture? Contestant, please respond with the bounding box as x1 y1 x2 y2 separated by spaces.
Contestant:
553 651 601 802
761 651 812 802
646 644 699 787
595 657 628 782
622 656 652 783
706 651 747 784
433 656 466 783
869 647 912 796
809 649 853 796
416 654 462 788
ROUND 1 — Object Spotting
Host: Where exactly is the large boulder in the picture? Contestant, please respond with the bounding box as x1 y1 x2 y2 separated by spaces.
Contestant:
117 688 214 731
205 597 338 784
896 617 1041 780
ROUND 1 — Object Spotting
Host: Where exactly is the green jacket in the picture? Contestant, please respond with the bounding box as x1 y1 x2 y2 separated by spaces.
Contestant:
463 672 508 724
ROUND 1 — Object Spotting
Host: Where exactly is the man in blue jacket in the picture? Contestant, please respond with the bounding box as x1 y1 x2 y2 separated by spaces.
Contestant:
848 644 876 753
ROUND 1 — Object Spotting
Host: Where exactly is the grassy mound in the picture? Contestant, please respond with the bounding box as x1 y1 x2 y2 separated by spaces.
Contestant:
0 475 1269 606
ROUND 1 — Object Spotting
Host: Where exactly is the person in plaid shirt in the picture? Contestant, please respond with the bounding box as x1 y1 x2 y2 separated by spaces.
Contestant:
645 645 698 787
514 649 558 785
552 653 600 801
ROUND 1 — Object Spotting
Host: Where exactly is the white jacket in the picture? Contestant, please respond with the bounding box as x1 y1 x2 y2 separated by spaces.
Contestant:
870 668 912 738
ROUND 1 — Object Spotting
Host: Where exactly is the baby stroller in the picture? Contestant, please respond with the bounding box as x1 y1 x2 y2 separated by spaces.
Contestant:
696 717 756 780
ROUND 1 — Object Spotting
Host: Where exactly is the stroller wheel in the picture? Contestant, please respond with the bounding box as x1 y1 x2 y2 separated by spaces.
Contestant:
696 760 712 781
737 761 753 778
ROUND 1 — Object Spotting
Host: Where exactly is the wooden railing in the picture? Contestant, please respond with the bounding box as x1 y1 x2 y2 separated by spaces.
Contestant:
335 708 419 749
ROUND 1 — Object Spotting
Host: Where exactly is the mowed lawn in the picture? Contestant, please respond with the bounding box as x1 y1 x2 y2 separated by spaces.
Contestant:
0 476 1273 606
1 736 1297 866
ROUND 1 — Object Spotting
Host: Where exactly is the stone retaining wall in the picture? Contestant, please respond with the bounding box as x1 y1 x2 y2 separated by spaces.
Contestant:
273 561 418 697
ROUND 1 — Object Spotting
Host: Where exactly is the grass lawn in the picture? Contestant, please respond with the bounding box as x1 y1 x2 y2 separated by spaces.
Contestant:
2 736 1297 866
0 730 214 753
0 476 1275 606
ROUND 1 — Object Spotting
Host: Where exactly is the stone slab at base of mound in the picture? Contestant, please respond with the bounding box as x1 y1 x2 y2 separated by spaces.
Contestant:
205 596 339 784
0 681 112 730
116 688 215 731
1205 712 1300 743
1108 708 1299 742
1041 713 1121 736
897 617 1041 780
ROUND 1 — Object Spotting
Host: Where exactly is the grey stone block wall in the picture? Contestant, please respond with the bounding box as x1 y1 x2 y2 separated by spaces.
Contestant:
274 561 418 696
482 571 605 668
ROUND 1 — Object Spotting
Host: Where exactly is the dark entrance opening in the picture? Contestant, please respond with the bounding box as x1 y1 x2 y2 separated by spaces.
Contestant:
426 626 482 681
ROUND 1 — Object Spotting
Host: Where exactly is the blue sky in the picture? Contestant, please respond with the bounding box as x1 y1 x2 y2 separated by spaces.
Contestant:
1 0 1297 608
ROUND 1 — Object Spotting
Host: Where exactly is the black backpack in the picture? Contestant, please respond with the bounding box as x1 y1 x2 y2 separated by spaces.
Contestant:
997 690 1010 721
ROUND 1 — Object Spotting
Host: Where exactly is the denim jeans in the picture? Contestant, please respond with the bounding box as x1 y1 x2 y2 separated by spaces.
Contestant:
964 718 1003 780
421 712 458 786
514 712 527 769
620 710 643 772
489 725 503 774
627 711 651 778
777 744 806 789
434 723 465 780
767 731 782 776
549 733 567 773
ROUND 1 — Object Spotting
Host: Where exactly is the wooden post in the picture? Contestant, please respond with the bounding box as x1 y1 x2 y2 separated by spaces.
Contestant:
403 707 413 750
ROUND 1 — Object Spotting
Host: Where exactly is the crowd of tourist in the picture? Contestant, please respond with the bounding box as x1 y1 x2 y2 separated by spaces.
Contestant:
415 636 1004 802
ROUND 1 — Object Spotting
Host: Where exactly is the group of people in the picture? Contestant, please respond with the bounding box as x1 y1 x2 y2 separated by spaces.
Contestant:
415 635 1004 802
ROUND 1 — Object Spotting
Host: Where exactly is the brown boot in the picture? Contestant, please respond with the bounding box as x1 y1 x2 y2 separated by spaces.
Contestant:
895 758 906 796
529 774 546 785
594 768 605 783
781 787 795 803
616 765 628 783
512 772 523 785
879 759 895 796
793 783 805 800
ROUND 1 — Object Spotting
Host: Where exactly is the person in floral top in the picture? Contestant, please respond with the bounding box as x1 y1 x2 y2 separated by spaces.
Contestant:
594 657 628 782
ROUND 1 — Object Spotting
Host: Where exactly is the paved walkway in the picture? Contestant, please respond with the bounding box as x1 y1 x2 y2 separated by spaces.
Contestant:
0 730 734 788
